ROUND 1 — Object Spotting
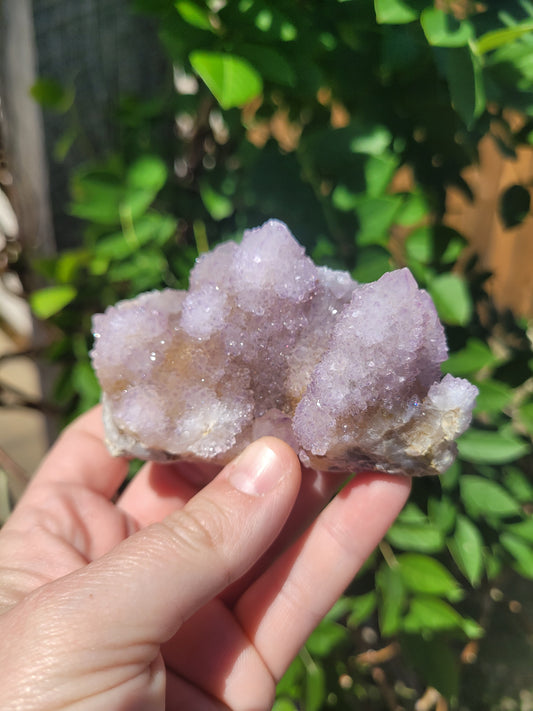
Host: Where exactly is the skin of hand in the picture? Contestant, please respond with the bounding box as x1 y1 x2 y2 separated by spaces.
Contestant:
0 406 410 711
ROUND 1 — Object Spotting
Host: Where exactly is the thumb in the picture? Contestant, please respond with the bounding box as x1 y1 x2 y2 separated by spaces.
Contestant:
48 437 301 645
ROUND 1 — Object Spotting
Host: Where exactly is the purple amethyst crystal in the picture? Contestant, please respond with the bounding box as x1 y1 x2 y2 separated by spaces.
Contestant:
90 219 477 476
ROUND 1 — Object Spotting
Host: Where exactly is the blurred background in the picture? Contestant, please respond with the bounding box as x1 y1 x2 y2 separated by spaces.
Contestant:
1 1 533 709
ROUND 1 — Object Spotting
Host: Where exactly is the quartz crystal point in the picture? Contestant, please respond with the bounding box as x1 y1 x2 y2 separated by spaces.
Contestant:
91 219 478 476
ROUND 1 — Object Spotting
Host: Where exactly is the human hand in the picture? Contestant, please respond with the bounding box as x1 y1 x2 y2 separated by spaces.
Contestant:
0 406 410 710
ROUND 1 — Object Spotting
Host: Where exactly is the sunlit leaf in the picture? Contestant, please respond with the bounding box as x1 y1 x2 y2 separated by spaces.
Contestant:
175 0 213 30
374 0 418 24
396 193 431 226
127 156 167 192
377 563 405 636
458 430 530 465
350 125 392 155
460 475 522 517
501 532 533 579
421 8 473 47
428 272 472 326
190 51 262 109
272 700 298 711
200 182 234 220
428 496 456 534
404 596 464 633
364 154 399 197
398 554 461 597
476 21 533 55
306 619 346 657
474 379 513 415
448 515 484 586
276 656 304 698
305 661 326 711
504 466 533 503
519 399 533 435
347 591 378 628
505 517 533 544
405 226 432 264
30 285 77 319
442 339 499 377
387 521 445 553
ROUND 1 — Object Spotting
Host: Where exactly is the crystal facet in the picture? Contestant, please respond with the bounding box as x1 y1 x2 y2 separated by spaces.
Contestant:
90 219 478 476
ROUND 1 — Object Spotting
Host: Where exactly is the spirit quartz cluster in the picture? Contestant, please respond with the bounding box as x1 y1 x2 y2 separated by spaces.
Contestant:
91 219 478 476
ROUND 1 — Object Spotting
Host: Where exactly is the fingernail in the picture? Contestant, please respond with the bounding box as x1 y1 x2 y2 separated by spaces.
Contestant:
228 440 284 496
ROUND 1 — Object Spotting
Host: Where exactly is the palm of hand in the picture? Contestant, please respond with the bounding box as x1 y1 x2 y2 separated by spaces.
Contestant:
0 408 410 711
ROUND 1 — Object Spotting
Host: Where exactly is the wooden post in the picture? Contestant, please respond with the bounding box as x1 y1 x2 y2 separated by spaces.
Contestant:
0 0 56 261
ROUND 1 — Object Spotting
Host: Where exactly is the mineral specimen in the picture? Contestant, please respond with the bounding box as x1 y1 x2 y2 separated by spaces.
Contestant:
90 219 478 476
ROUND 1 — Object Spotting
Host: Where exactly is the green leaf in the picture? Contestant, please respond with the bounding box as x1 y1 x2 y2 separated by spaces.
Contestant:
402 635 460 700
460 475 522 517
30 285 77 319
376 563 406 636
347 591 378 628
352 246 391 283
276 656 304 698
355 195 403 246
175 0 213 30
305 661 326 711
396 193 431 226
365 154 399 197
448 515 484 586
53 249 91 284
505 517 533 544
374 0 418 24
239 45 296 87
189 51 262 109
306 619 346 657
504 466 533 503
72 360 101 410
404 595 465 633
96 214 177 260
441 460 461 491
442 339 499 377
350 125 392 155
519 399 533 435
428 496 456 534
458 430 530 465
200 183 234 220
272 700 298 711
387 521 445 553
127 156 167 192
398 502 427 524
31 78 75 113
476 21 533 55
474 379 513 415
405 226 432 264
500 532 533 579
398 554 461 597
428 272 472 326
445 46 485 128
421 8 472 47
70 172 124 225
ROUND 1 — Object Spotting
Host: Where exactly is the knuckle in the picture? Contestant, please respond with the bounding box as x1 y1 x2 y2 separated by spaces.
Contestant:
162 501 234 580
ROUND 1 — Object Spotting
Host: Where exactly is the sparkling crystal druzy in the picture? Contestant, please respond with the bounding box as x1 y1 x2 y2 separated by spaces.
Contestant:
91 219 478 476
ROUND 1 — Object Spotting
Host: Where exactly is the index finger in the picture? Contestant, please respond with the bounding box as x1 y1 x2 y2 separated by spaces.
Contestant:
25 406 128 500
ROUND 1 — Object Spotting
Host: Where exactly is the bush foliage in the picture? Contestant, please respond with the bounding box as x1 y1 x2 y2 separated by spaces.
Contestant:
29 1 533 708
